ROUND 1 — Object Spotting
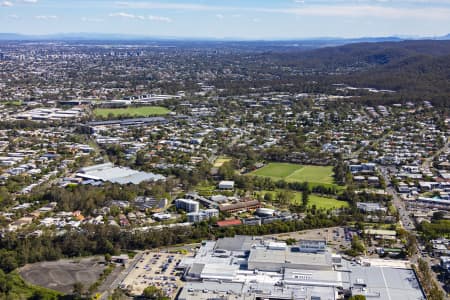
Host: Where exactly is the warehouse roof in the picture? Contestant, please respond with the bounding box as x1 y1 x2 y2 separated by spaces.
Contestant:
347 265 425 300
77 163 165 185
215 235 256 251
248 248 330 268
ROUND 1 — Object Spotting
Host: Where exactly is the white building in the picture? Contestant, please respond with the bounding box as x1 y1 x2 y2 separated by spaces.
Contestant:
176 198 200 213
218 180 235 190
187 209 219 223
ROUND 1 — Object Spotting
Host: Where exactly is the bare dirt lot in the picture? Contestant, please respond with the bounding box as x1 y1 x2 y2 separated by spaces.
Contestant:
19 257 106 294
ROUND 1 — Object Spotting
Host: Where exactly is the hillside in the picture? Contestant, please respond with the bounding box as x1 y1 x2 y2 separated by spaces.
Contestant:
298 41 450 106
264 40 450 69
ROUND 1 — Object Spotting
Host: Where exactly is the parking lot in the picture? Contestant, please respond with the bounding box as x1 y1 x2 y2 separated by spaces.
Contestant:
120 251 186 298
267 226 352 253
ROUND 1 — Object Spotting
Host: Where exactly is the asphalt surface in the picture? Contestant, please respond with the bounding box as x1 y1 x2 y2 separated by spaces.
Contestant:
99 252 144 300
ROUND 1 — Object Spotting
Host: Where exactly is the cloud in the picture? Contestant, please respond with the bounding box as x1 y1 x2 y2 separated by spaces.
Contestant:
22 0 38 3
292 0 450 3
35 15 58 20
109 12 172 22
1 1 13 7
215 14 224 19
115 1 227 11
148 15 172 22
8 14 19 19
109 12 136 18
113 1 450 20
81 17 104 22
270 5 450 19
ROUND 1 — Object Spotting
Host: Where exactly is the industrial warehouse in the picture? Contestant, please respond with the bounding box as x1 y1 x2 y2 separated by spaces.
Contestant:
74 163 166 185
178 235 425 300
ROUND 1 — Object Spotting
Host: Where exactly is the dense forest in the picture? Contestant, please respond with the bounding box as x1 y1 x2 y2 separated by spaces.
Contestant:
213 40 450 108
0 214 350 274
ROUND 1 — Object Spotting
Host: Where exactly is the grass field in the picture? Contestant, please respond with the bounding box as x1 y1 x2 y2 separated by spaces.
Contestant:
293 194 349 209
1 100 22 106
250 163 335 186
257 190 349 210
94 106 170 118
213 156 232 168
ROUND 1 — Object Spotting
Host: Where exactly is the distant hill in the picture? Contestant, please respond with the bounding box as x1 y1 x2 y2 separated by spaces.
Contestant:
344 50 450 99
302 40 450 106
269 40 450 67
0 32 448 43
249 40 450 106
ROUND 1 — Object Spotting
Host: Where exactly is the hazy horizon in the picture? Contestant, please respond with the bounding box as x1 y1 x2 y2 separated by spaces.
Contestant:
1 0 450 39
2 32 449 42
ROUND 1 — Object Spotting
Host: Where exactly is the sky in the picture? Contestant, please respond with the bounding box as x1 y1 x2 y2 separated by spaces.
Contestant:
0 0 449 39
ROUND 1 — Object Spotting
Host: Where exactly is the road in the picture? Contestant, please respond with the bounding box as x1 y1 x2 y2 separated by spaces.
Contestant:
99 251 144 300
384 183 415 232
422 136 449 170
379 166 416 234
379 165 448 296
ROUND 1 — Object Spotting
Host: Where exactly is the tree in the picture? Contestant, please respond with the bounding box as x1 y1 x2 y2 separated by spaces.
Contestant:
0 269 12 294
0 250 18 273
417 258 445 300
285 238 297 245
72 282 84 297
351 236 366 254
110 288 127 300
405 232 418 257
277 190 293 206
218 162 235 180
135 151 146 167
29 290 59 300
333 158 347 185
264 192 273 202
349 295 366 300
142 286 169 300
302 188 310 207
432 211 445 221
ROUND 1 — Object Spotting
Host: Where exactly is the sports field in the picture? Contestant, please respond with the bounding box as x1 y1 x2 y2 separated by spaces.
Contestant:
293 193 349 209
250 163 335 186
94 106 170 118
258 190 348 210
